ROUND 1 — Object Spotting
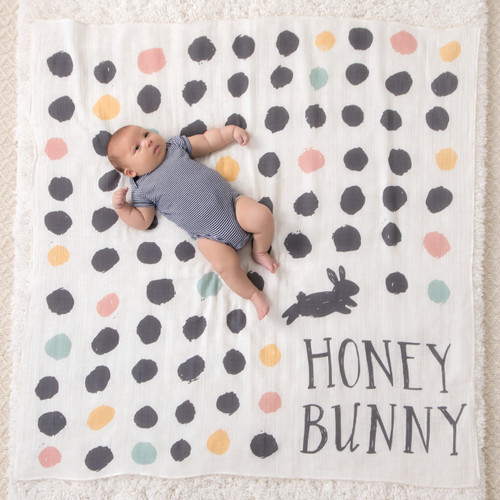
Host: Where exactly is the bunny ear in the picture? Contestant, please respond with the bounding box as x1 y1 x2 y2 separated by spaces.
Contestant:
327 268 338 285
339 266 346 280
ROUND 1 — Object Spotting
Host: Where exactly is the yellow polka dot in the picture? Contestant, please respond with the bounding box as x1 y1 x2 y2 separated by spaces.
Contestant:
440 41 461 62
47 245 70 266
315 31 336 51
87 405 115 431
259 344 281 367
216 156 240 182
435 147 458 171
207 429 230 455
93 95 120 120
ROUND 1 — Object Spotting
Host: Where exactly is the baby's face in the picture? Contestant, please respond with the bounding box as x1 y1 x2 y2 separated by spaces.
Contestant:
111 125 167 177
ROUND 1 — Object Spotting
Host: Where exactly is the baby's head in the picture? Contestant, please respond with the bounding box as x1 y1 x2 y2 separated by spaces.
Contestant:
107 125 167 178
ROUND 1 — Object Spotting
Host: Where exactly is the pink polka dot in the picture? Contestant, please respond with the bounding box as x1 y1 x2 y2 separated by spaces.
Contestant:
96 293 119 317
298 148 325 173
423 231 451 258
38 446 62 468
390 31 418 55
45 138 68 160
138 48 166 74
258 392 282 413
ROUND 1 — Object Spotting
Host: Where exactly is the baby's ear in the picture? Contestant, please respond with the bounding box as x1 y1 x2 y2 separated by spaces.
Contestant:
123 168 136 178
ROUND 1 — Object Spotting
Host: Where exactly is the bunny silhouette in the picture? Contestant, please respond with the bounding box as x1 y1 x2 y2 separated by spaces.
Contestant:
282 266 359 325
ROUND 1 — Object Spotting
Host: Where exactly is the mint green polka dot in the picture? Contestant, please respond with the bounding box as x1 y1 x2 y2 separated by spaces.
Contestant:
310 67 329 90
428 280 451 304
197 271 222 297
45 334 72 360
132 442 157 465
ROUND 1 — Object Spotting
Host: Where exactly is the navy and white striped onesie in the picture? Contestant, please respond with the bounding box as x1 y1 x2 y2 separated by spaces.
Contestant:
130 135 251 250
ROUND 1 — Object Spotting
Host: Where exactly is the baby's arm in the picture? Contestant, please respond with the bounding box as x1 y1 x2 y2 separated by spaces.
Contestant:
112 188 156 230
188 125 249 158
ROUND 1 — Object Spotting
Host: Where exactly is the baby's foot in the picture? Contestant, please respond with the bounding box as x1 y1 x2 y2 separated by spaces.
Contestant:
252 251 279 274
251 290 270 320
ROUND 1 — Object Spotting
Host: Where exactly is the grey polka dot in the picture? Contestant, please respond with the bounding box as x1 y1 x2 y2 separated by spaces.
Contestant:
147 278 175 305
426 186 453 213
258 152 280 177
45 211 72 235
38 411 66 436
175 400 196 423
132 359 158 383
48 96 75 122
85 365 111 393
431 72 458 97
98 170 121 192
228 72 249 97
346 63 369 85
247 271 264 291
342 105 364 126
227 309 246 333
294 191 318 216
92 207 118 232
270 66 293 89
137 242 162 264
232 35 255 59
385 71 413 96
170 439 191 462
136 315 162 344
340 186 365 215
178 355 205 382
47 51 73 77
183 315 207 341
175 241 196 262
426 107 449 131
383 186 407 211
284 232 312 258
46 288 74 315
386 272 408 294
91 248 120 273
305 104 326 128
91 327 119 355
85 446 113 472
35 376 59 400
188 36 216 62
137 85 161 113
382 222 402 246
134 406 158 428
92 130 111 156
265 106 289 133
223 349 246 375
180 120 207 137
217 392 240 415
250 433 278 458
94 60 116 84
276 30 299 56
233 35 255 59
380 110 402 131
344 147 368 171
388 149 411 175
48 177 73 201
226 113 247 129
182 80 207 106
349 28 373 50
332 225 361 252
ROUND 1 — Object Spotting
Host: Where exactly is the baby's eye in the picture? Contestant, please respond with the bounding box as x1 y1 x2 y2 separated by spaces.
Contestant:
134 145 140 152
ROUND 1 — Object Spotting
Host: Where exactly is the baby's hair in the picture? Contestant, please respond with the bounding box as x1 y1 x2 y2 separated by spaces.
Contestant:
107 125 132 172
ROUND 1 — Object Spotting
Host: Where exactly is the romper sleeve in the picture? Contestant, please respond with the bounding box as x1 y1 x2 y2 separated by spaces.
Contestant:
130 179 155 207
166 135 192 156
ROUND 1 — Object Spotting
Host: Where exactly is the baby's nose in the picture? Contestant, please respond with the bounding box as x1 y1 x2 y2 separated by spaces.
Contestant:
142 137 152 148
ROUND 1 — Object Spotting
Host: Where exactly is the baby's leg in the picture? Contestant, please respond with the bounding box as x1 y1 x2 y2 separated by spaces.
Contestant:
234 196 279 273
197 238 269 320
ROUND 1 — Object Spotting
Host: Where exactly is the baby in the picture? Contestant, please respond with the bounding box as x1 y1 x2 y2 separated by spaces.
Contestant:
107 124 279 319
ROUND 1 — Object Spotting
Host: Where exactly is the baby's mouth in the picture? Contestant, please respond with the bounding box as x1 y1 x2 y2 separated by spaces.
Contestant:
154 145 160 155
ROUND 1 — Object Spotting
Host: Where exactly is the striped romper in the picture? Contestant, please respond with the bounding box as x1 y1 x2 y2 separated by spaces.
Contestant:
130 135 251 250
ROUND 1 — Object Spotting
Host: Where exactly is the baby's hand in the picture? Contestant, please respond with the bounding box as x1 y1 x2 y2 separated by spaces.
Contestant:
233 127 249 146
113 187 129 210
